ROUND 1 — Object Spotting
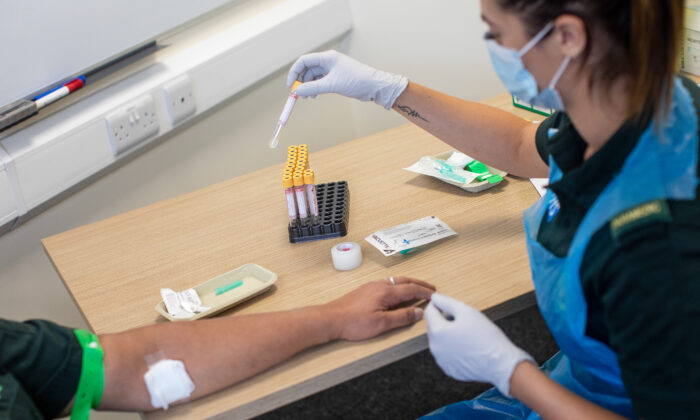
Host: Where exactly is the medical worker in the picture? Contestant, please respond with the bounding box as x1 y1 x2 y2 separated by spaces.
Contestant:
287 1 698 418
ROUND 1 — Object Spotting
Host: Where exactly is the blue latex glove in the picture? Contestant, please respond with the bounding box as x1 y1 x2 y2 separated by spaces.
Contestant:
426 293 534 397
287 50 408 109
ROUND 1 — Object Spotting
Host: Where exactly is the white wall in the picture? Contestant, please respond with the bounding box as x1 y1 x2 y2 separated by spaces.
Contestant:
342 0 503 135
0 2 501 418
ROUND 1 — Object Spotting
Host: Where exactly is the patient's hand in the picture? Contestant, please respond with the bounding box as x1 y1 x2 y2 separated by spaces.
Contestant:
323 277 436 341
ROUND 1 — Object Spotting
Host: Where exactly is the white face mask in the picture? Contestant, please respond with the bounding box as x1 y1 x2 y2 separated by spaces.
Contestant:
485 22 571 111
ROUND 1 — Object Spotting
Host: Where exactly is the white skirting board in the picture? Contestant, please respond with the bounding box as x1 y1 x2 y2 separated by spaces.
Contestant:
0 0 352 235
0 147 19 231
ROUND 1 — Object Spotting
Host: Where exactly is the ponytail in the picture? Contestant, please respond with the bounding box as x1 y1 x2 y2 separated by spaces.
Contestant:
629 0 683 121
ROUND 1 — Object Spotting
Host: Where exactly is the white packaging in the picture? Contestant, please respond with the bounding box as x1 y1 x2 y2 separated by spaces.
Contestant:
365 216 457 257
404 156 480 185
160 288 210 319
681 5 700 76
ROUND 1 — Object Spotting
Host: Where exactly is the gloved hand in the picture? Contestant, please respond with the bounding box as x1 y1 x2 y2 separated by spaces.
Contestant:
286 50 408 109
425 293 534 397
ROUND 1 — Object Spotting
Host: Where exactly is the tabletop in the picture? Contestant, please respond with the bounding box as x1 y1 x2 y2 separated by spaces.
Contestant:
43 93 542 419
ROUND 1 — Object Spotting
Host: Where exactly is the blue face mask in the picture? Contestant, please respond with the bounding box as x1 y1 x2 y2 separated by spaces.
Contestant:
486 22 571 111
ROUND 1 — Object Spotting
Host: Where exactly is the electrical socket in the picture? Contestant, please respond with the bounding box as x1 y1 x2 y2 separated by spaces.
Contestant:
162 74 196 125
105 95 159 156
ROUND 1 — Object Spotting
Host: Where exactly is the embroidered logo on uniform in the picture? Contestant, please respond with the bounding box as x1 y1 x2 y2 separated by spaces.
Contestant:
610 199 672 241
547 193 560 222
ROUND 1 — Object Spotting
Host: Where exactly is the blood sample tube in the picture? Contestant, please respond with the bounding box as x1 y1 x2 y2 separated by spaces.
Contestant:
304 170 319 225
283 175 298 226
293 173 308 224
270 82 302 148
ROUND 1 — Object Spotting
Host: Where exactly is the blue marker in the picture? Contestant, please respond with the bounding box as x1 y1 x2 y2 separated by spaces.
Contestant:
33 76 86 109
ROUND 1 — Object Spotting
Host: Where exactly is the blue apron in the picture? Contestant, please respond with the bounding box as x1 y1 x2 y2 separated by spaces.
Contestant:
422 78 698 419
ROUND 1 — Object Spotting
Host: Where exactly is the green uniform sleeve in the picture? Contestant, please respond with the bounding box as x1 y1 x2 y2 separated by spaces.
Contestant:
589 220 700 419
0 319 83 418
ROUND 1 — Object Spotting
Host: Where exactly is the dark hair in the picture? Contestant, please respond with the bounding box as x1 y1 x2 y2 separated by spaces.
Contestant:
496 0 684 121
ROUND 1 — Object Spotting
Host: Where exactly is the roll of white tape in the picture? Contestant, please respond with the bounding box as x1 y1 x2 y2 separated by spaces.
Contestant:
331 242 363 271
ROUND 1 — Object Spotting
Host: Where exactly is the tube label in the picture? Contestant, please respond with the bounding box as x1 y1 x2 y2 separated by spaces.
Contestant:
279 94 297 124
294 186 308 219
285 189 297 220
305 184 318 217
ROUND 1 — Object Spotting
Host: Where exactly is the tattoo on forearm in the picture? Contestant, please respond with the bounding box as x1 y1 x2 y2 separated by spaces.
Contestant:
396 104 429 122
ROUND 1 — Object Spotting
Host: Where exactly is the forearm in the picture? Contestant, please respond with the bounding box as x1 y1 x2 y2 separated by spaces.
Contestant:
509 361 626 420
98 305 337 411
392 82 548 178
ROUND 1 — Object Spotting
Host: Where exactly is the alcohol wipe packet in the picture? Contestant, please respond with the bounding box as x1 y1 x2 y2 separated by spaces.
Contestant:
365 216 456 256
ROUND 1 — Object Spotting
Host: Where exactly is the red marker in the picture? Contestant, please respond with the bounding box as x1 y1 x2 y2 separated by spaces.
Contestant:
34 76 85 109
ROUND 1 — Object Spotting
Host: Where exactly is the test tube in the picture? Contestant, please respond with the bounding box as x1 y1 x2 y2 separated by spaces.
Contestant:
304 170 319 225
293 173 308 223
270 82 302 148
283 175 298 226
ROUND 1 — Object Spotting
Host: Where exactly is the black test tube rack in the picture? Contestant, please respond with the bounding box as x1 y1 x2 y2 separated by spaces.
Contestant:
288 181 349 243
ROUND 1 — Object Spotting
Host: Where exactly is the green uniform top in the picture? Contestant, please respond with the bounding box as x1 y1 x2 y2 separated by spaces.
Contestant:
534 76 700 419
0 319 82 419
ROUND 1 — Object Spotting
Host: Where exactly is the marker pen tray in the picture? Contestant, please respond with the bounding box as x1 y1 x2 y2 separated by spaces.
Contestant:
288 181 349 243
155 263 277 321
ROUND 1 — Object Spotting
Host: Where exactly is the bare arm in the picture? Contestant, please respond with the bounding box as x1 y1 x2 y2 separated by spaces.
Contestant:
94 278 435 412
392 82 548 178
510 362 627 420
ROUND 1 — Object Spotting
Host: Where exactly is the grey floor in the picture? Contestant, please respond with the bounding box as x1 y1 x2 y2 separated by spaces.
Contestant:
256 304 559 420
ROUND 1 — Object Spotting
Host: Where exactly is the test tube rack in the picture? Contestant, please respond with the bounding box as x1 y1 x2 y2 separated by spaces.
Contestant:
288 181 349 243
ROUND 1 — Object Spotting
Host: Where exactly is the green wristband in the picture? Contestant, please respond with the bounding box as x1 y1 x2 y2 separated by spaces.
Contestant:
71 329 104 420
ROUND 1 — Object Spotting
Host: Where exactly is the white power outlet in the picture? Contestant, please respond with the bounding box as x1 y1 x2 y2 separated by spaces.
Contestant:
162 75 196 125
105 95 159 156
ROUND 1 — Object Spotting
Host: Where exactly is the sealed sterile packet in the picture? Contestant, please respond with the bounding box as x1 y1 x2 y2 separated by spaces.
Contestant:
160 288 211 319
365 216 456 256
404 151 507 193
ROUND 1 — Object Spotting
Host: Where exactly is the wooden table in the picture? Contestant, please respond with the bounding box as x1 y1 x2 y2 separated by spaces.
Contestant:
43 93 541 419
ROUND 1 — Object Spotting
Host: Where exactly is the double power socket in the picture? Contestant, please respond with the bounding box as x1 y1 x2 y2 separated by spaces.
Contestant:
105 74 196 156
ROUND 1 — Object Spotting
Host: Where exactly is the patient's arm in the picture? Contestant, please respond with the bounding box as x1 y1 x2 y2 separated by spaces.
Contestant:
87 277 435 412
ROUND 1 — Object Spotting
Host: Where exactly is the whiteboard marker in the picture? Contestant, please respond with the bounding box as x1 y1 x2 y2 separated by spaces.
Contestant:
34 76 85 109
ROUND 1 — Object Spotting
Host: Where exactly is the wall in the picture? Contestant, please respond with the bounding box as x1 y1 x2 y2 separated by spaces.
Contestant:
0 1 501 418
